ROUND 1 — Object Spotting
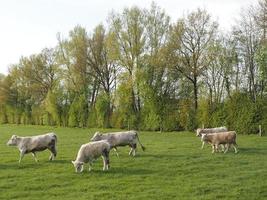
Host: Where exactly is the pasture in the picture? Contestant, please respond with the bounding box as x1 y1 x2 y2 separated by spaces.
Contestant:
0 125 266 200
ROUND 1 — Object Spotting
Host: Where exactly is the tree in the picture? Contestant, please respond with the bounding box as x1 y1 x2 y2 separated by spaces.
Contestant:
140 2 177 131
87 24 118 127
170 8 218 111
57 25 94 127
109 6 146 128
233 7 261 102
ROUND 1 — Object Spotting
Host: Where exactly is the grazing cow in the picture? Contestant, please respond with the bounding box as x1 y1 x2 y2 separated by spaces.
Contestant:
201 131 238 153
72 141 110 173
90 130 145 157
196 126 228 149
7 133 57 163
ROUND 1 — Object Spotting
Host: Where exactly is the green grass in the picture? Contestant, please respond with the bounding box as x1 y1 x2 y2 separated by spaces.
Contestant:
0 125 266 200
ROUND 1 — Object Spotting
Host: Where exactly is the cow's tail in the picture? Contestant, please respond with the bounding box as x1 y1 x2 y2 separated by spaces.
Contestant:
135 131 145 151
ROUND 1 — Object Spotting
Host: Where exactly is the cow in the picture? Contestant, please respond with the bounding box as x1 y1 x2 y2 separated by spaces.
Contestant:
196 126 228 149
201 131 238 153
7 132 57 163
90 130 145 157
72 140 110 173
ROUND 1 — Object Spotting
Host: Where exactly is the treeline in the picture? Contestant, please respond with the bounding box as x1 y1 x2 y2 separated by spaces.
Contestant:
0 1 267 134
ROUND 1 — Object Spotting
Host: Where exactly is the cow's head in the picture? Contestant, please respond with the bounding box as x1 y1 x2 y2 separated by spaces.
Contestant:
90 132 102 141
201 133 208 142
196 129 202 137
7 135 19 146
72 160 84 173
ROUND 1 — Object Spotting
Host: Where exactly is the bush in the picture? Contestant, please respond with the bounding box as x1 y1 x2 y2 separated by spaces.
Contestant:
95 92 111 128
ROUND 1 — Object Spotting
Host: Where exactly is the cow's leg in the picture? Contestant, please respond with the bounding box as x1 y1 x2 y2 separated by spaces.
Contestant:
102 148 110 170
19 150 26 164
47 138 57 161
218 144 224 152
113 147 119 157
215 144 220 153
129 146 133 156
128 144 137 156
88 162 93 171
224 144 229 153
101 156 107 171
212 145 216 153
48 145 57 161
233 143 238 153
132 143 137 156
221 144 225 152
31 152 38 162
201 142 205 149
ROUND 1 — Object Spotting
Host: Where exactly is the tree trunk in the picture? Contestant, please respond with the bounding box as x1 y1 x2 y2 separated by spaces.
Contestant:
193 76 198 111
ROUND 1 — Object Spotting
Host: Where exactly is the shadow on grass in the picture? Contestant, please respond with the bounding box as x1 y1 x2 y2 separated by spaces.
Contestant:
138 153 184 159
238 147 266 155
44 159 71 164
0 162 40 170
79 167 155 176
0 159 72 170
109 167 154 175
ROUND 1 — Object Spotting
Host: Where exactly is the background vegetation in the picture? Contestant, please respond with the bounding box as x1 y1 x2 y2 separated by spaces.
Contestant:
0 1 267 134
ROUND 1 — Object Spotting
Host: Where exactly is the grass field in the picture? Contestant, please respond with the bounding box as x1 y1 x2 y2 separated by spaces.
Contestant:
0 125 266 200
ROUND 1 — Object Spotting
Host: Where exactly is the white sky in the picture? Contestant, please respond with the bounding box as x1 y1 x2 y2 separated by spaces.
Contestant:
0 0 257 75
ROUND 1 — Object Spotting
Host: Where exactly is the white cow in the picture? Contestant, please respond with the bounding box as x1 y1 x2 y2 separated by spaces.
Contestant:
7 132 57 163
201 131 238 153
90 130 145 157
72 140 110 173
196 126 228 149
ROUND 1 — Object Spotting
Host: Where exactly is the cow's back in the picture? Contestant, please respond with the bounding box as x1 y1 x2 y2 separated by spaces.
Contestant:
212 131 236 144
78 141 110 161
25 133 55 152
109 131 137 146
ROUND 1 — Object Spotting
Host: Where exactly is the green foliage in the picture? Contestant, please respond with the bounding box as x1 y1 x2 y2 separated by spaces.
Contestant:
87 107 97 128
95 92 111 128
141 96 160 131
210 104 227 128
197 98 211 128
44 90 60 126
256 44 267 91
178 99 197 131
224 93 257 134
112 75 137 129
197 93 265 134
68 94 88 127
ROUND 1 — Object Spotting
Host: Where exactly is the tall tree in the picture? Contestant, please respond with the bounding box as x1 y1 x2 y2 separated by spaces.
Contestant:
57 26 94 127
233 7 261 102
170 8 218 111
87 24 118 127
141 2 175 131
109 6 146 127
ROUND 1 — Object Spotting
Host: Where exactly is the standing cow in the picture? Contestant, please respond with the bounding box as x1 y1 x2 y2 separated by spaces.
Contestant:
201 131 238 153
196 126 228 149
72 140 111 173
90 130 145 157
7 132 57 163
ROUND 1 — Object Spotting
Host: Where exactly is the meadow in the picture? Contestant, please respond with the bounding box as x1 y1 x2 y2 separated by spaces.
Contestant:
0 125 266 200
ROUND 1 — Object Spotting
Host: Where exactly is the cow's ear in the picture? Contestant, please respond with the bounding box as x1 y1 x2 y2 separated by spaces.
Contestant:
12 135 17 139
71 160 75 165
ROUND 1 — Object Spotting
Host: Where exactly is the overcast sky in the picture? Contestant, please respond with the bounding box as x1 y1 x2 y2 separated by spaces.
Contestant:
0 0 257 75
